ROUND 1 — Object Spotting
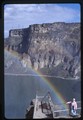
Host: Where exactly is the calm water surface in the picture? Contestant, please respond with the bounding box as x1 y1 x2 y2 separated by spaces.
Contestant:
4 74 81 119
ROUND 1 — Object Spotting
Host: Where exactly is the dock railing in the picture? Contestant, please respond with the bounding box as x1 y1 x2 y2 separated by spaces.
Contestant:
53 101 81 118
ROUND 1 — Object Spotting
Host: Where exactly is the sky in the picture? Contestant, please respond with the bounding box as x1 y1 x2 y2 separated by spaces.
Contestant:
4 4 81 38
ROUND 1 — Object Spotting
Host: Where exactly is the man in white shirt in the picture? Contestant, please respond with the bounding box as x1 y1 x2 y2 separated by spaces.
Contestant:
71 98 77 115
66 98 77 116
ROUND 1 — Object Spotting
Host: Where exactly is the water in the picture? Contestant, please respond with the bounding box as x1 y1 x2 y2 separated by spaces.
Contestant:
4 74 81 119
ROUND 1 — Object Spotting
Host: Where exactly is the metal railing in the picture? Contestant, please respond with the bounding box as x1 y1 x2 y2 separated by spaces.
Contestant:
53 101 81 118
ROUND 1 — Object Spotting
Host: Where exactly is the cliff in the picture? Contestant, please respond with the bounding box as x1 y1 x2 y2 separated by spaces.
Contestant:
4 22 81 78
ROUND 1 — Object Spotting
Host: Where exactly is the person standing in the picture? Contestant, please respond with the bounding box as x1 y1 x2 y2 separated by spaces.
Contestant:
71 98 77 115
66 98 77 116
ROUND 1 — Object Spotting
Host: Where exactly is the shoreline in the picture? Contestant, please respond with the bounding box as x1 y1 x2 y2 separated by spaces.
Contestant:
4 73 80 80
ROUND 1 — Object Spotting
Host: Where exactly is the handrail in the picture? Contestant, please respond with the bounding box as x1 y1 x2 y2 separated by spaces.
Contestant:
53 107 81 113
53 101 81 106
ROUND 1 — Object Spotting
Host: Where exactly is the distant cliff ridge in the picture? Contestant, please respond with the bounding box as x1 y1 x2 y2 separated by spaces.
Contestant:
4 22 81 78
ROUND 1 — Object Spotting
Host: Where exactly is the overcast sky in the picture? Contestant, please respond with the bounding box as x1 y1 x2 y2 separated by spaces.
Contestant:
4 4 80 38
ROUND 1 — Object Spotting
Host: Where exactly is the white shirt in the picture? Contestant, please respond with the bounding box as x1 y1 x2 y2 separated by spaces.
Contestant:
72 101 77 110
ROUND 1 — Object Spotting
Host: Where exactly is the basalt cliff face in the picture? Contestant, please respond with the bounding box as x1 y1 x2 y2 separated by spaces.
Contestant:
4 22 81 78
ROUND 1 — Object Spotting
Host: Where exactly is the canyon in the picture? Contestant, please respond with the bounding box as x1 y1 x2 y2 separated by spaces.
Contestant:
4 22 81 78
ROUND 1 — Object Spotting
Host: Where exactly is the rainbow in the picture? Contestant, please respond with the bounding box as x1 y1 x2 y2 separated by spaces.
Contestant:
30 68 69 111
5 49 69 111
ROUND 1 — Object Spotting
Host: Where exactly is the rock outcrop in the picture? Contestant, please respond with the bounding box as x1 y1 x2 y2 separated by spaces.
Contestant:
4 22 81 78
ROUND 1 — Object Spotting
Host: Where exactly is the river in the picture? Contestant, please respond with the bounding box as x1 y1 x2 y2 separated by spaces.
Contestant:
4 74 81 119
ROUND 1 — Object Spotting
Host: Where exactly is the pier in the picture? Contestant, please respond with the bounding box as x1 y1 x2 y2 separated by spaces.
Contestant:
26 92 81 119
